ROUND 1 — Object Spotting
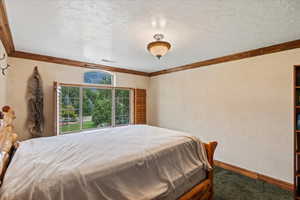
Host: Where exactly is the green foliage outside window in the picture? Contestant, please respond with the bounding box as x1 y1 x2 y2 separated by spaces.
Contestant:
83 88 97 116
61 105 77 121
115 90 130 125
59 85 130 134
91 93 112 127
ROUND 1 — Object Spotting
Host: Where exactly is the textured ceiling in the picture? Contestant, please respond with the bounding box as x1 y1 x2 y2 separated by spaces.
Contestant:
5 0 300 72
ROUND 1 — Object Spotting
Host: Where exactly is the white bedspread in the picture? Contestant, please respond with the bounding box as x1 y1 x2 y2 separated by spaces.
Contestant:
0 125 210 200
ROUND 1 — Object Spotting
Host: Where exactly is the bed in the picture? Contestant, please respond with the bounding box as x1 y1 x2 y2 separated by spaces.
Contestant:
0 124 217 200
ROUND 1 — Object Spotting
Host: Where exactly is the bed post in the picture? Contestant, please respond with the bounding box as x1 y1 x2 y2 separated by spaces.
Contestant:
179 141 217 200
205 142 218 200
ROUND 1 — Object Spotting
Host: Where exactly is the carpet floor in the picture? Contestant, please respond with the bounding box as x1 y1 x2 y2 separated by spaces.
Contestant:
213 167 293 200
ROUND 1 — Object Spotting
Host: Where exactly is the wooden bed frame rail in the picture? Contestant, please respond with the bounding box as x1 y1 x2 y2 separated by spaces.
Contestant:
179 141 218 200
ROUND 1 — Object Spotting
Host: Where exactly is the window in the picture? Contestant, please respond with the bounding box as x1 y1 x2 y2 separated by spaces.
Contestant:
84 71 113 85
115 89 130 125
83 88 112 129
58 85 131 134
59 87 80 133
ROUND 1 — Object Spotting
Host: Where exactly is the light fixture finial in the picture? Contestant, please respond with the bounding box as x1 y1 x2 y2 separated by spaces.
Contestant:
153 33 164 41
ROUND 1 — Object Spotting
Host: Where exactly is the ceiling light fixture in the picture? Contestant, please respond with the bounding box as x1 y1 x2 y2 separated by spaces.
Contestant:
147 34 171 59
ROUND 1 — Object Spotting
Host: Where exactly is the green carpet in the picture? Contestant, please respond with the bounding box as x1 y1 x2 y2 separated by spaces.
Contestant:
214 167 293 200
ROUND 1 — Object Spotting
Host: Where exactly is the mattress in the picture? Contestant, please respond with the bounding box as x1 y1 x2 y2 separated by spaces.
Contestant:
0 125 210 200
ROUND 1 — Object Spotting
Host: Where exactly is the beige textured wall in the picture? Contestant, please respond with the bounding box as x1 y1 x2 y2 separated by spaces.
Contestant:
5 47 299 183
0 41 7 106
7 57 150 140
150 48 300 183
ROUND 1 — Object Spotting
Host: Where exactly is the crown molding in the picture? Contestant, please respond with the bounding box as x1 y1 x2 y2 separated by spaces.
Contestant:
0 0 15 55
150 39 300 77
11 38 300 77
10 51 150 76
1 1 149 77
3 0 300 77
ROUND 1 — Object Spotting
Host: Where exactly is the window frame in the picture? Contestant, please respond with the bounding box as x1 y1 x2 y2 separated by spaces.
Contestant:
115 88 132 126
55 82 133 135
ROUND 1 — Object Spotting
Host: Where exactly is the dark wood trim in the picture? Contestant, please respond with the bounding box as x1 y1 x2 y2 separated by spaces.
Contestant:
2 0 300 77
293 65 300 199
259 173 294 192
150 39 300 77
9 40 300 77
214 160 294 191
214 160 258 179
10 51 150 77
0 0 15 55
0 1 148 76
294 66 297 199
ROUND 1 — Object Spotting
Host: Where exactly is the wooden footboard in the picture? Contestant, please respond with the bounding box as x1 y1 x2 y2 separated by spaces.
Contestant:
178 141 218 200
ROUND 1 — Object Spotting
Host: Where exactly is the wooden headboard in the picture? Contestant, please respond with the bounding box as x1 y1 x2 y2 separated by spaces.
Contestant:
0 106 19 184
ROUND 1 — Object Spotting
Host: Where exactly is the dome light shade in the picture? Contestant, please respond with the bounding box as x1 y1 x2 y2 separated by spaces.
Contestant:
147 34 171 59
